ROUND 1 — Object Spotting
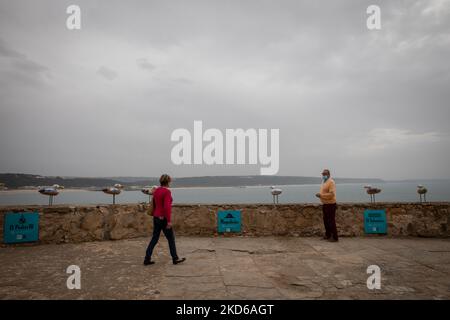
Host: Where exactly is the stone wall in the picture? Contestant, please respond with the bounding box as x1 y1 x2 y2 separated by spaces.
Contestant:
0 202 449 244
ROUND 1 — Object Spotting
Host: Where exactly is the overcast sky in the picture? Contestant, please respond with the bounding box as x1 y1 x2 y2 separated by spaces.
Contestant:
0 0 449 179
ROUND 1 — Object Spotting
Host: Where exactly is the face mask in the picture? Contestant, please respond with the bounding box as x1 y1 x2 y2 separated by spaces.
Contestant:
322 175 329 182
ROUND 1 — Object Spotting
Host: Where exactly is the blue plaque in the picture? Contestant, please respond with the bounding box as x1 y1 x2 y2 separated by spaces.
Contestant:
3 212 40 244
218 210 241 233
364 209 387 234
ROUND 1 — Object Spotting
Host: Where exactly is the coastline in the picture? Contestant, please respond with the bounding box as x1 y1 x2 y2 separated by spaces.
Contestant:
0 183 362 192
0 188 96 193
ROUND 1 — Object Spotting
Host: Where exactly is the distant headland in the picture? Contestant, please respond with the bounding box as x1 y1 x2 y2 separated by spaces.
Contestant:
0 173 384 190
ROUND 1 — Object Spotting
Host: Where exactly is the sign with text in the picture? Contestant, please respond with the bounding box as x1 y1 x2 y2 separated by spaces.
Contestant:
3 212 40 244
364 209 387 234
217 210 241 233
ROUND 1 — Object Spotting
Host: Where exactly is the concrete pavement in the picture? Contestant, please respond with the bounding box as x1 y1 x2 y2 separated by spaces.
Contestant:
0 236 449 299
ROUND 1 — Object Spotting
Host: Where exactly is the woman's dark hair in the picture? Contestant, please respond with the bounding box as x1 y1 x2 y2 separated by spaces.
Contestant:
159 174 171 186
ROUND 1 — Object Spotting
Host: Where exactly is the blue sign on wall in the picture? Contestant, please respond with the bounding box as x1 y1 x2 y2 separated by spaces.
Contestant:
218 210 241 233
364 209 387 234
3 212 40 244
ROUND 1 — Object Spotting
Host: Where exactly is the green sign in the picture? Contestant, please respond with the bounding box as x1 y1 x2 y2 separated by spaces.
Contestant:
217 210 241 233
3 212 40 244
364 209 387 234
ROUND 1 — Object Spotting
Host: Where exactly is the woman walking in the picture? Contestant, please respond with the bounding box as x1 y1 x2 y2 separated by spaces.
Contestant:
144 174 186 265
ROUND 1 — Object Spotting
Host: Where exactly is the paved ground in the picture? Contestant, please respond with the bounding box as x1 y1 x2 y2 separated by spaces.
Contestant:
0 236 449 299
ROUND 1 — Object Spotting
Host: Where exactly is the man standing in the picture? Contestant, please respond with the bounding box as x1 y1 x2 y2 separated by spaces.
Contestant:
315 169 339 242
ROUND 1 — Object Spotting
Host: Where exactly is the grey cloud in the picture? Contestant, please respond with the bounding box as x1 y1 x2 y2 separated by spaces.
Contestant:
136 58 156 71
12 58 49 76
97 66 118 80
0 0 449 179
0 38 51 88
0 38 25 59
172 77 194 84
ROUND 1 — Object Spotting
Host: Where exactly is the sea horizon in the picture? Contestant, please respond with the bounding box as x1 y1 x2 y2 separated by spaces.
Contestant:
1 180 449 206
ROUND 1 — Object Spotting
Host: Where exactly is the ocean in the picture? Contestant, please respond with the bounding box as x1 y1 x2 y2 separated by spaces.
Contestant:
0 180 449 206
